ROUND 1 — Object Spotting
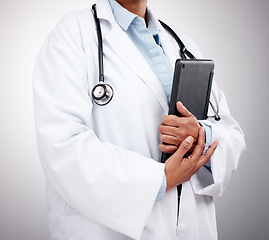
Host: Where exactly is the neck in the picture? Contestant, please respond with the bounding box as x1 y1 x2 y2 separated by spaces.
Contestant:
116 0 147 19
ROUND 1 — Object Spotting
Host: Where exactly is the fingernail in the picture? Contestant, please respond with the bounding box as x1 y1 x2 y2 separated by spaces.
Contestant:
186 136 193 143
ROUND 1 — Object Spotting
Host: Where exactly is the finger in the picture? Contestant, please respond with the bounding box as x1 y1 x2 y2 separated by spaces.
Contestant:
174 136 194 159
160 134 180 146
176 101 193 117
191 127 205 158
197 141 219 167
159 142 178 153
161 115 180 127
158 124 177 137
162 115 192 131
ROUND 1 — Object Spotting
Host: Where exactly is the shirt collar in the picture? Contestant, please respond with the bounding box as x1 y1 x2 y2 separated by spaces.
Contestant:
146 9 160 43
108 0 161 36
108 0 137 31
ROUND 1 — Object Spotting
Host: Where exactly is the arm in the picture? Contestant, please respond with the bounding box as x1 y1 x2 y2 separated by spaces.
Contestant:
158 87 246 196
33 13 164 240
158 101 200 154
165 127 218 191
159 30 245 196
190 83 246 196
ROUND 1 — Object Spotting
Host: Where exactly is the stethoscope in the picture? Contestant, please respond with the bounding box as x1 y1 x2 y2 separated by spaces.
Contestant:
91 4 221 121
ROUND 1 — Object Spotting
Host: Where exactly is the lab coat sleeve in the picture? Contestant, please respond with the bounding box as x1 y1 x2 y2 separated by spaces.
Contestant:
33 13 164 240
190 83 246 196
181 33 246 197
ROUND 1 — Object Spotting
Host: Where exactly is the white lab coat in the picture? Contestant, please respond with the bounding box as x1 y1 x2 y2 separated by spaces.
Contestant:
33 0 245 239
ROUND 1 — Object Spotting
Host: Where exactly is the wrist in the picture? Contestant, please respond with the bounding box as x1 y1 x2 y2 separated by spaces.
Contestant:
164 161 175 192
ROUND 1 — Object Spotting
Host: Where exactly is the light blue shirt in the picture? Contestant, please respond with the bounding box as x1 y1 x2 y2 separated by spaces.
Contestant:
108 0 173 102
108 0 211 201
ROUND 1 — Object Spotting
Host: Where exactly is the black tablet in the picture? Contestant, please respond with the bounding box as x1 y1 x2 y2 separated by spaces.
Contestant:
169 59 214 119
161 59 214 163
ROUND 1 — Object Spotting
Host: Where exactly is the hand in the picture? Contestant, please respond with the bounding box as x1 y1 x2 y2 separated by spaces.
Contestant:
165 127 218 191
159 101 200 154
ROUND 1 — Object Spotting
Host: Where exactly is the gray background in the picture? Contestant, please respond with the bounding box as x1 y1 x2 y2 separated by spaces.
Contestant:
0 0 268 239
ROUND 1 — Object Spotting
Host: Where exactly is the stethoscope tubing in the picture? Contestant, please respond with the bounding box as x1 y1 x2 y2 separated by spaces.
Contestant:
92 4 104 82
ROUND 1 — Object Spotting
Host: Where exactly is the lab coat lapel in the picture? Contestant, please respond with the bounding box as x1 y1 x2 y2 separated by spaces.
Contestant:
158 23 180 73
96 0 168 111
106 27 168 111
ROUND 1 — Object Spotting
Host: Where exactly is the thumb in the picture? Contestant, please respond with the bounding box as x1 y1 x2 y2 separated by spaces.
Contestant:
176 101 192 117
174 136 193 160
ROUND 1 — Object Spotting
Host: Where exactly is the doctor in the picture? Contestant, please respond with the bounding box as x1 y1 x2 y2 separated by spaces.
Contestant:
33 0 245 239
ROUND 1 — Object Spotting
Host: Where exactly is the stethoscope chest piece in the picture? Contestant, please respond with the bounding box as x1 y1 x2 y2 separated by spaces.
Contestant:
92 83 114 106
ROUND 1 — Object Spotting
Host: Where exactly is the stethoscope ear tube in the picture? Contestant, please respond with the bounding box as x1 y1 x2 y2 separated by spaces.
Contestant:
159 20 196 60
92 4 104 83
